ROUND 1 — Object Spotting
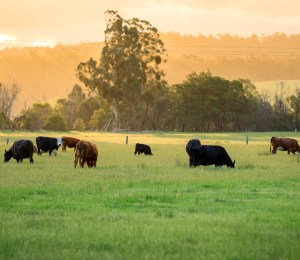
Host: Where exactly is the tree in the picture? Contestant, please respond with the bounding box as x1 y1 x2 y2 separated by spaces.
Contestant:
0 81 20 127
256 91 273 131
287 87 300 131
78 97 101 126
272 82 292 130
89 108 110 130
77 10 167 130
20 103 52 131
44 114 67 131
0 110 11 129
73 118 86 131
53 98 72 129
53 85 86 130
172 72 259 132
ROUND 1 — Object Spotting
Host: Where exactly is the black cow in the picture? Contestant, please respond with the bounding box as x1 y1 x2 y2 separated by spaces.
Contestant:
134 143 153 155
4 139 34 163
36 136 62 156
186 139 201 167
189 145 235 168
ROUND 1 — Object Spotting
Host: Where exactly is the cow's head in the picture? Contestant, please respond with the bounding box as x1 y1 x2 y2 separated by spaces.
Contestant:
228 160 235 168
4 149 12 163
57 137 62 147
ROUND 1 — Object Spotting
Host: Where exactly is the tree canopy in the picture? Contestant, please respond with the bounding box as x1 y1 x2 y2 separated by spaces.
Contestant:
77 10 167 130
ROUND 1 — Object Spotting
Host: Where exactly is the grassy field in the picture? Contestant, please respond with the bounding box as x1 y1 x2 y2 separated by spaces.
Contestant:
0 131 299 259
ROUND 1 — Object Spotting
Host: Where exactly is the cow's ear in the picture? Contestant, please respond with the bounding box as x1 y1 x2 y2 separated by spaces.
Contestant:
5 149 7 152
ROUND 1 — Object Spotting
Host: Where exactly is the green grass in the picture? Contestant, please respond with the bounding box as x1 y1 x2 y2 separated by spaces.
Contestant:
0 131 300 259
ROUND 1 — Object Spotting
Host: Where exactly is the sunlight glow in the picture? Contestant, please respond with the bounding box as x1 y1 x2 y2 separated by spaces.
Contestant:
32 40 56 48
0 34 17 42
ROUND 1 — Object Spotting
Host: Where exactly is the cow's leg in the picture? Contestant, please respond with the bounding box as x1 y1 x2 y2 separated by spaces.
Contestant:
74 159 77 168
74 155 78 168
80 159 85 168
189 157 193 167
191 154 197 167
30 157 34 163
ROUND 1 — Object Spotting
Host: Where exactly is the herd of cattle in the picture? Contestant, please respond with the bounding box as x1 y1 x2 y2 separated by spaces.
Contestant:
3 135 300 168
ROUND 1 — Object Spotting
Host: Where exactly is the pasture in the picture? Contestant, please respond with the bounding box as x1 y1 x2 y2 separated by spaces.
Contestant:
0 131 299 259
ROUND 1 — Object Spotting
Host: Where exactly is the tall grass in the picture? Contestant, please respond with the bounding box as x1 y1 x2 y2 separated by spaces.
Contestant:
0 131 299 259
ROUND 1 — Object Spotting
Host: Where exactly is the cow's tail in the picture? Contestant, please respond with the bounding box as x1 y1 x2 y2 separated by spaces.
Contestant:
74 141 82 168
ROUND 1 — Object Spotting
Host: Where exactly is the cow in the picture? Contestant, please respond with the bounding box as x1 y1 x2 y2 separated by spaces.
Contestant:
270 137 300 154
186 139 201 167
134 143 153 155
36 136 62 156
33 145 38 154
74 140 98 168
61 136 80 152
4 139 34 163
189 145 235 168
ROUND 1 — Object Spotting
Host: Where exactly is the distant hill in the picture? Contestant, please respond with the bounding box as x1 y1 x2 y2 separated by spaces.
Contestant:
1 32 300 116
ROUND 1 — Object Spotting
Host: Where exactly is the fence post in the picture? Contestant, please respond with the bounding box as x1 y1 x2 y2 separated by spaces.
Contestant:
126 135 128 144
245 135 248 145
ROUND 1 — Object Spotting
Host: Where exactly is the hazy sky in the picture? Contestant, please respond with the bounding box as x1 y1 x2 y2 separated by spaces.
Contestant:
1 0 300 48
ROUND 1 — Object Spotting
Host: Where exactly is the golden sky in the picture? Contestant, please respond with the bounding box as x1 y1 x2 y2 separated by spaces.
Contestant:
1 0 300 48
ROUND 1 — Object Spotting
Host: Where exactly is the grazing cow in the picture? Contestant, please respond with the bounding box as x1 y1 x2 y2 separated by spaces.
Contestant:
74 140 98 168
4 139 34 163
186 139 201 167
270 137 300 154
36 136 61 156
61 136 80 152
134 143 153 155
189 145 235 168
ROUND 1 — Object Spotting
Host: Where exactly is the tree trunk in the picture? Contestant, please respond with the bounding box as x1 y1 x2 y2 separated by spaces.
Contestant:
111 100 119 131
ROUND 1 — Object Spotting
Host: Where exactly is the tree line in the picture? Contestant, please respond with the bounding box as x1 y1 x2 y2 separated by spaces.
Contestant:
1 11 300 132
2 73 299 132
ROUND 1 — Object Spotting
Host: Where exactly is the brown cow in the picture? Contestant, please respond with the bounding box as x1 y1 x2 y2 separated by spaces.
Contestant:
270 137 300 154
74 140 98 168
62 136 80 152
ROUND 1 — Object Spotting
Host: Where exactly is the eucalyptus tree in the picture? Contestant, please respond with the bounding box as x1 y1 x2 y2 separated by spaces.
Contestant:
77 10 167 130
